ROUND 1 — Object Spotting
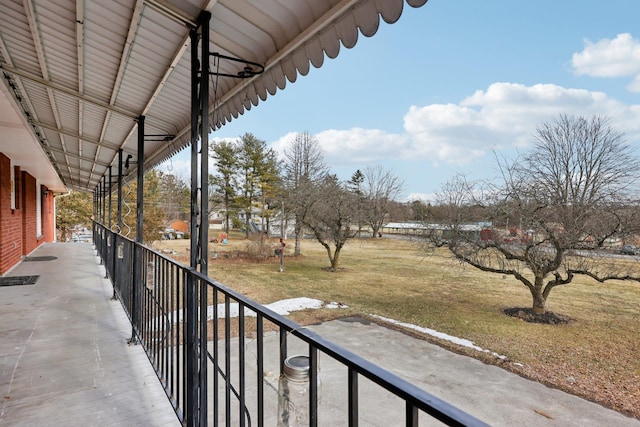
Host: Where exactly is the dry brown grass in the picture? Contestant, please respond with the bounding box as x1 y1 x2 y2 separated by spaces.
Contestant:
154 234 640 419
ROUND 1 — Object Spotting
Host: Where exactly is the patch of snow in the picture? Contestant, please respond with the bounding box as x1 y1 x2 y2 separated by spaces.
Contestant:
370 314 507 359
265 297 324 315
325 301 349 309
171 297 347 322
206 297 323 320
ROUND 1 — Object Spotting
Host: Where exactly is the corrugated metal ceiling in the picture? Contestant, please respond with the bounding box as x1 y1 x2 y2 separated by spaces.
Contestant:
0 0 428 192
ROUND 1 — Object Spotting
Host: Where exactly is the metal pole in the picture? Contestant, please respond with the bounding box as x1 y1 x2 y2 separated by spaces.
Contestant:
96 183 99 224
136 117 144 245
189 29 199 272
111 150 124 300
99 179 104 265
97 181 100 223
129 115 144 345
186 25 200 427
108 166 112 228
117 149 123 231
101 177 106 224
105 172 111 279
93 189 97 247
199 12 210 275
96 180 102 224
198 12 210 427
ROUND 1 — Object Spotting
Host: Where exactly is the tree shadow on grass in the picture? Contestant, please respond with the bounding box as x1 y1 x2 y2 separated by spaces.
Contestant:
504 307 572 325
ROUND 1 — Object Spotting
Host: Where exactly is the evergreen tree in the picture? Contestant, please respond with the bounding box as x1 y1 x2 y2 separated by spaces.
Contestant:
210 139 240 234
237 133 280 239
56 191 93 241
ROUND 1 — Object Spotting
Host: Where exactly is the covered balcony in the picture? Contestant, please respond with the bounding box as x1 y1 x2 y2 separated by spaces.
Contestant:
0 1 488 425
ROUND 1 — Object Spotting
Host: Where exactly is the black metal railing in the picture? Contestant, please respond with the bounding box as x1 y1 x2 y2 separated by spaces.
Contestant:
94 222 487 427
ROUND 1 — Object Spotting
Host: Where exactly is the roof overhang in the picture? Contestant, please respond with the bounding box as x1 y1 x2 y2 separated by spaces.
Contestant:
0 0 428 193
0 79 65 191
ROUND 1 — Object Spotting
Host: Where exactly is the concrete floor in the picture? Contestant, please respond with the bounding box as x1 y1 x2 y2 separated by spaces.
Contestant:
0 242 180 426
302 319 640 426
208 318 640 426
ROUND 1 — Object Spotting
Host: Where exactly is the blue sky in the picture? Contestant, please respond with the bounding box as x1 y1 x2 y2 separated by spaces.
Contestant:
161 0 640 201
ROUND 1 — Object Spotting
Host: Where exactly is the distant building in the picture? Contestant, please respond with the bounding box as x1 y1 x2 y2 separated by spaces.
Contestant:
208 209 227 230
168 219 189 233
381 222 490 239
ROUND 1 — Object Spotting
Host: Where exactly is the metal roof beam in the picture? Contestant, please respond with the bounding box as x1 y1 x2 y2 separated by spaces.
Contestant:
24 0 72 185
145 0 197 27
76 0 85 179
0 64 139 120
46 146 111 168
143 0 220 168
108 0 206 171
33 120 125 153
58 163 105 176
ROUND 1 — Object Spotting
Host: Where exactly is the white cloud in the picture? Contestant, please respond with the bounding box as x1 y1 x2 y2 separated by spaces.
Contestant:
404 82 639 165
270 131 298 158
267 82 640 170
316 128 409 165
630 75 640 93
155 157 191 182
572 33 640 92
270 128 410 167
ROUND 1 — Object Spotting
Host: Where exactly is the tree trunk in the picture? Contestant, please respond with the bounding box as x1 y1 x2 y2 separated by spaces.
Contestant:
330 248 341 272
293 221 302 256
530 278 547 314
245 211 250 239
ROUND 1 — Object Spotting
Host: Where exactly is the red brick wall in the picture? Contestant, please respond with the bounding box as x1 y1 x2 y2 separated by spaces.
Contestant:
0 154 22 275
42 186 54 242
0 153 57 275
21 172 38 255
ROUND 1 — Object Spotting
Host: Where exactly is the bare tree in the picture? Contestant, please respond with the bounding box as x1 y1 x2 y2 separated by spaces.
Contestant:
361 165 404 237
302 174 359 271
282 131 329 255
425 115 640 318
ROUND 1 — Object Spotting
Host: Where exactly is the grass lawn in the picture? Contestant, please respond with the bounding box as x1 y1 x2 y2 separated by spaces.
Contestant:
154 233 640 419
